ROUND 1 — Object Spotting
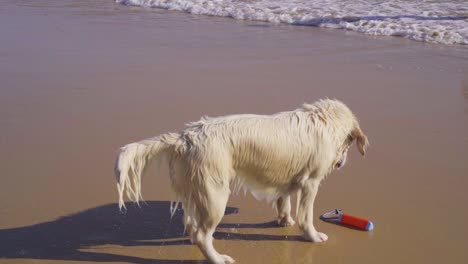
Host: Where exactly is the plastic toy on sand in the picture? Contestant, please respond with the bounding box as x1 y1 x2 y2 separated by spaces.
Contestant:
321 209 374 231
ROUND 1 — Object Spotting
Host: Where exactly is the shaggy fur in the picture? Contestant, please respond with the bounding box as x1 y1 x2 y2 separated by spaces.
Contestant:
115 99 368 264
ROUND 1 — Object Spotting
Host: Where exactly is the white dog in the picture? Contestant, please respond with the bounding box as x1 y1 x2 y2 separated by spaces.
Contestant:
115 99 368 263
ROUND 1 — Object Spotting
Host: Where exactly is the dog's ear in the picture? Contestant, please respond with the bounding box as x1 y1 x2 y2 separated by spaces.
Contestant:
352 127 369 156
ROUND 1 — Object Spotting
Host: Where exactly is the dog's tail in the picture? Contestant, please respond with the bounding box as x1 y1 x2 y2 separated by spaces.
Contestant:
115 133 180 210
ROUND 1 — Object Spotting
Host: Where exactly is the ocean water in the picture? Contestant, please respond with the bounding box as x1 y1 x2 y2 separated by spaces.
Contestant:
117 0 468 45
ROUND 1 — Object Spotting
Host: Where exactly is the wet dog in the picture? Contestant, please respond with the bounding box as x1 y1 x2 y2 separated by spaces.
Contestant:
115 99 368 263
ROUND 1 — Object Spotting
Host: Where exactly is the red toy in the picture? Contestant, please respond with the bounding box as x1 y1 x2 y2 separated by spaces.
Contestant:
321 209 374 231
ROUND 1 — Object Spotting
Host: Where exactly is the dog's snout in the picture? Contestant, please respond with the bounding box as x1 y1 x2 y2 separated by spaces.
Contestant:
335 161 343 170
335 152 347 170
336 161 342 169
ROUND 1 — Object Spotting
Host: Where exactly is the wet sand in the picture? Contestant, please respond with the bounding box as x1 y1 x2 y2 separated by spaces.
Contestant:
1 0 467 263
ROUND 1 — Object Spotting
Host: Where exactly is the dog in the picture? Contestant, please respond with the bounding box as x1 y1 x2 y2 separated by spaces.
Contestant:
115 99 368 263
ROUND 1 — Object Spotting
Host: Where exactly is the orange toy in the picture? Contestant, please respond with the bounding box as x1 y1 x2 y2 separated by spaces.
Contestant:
321 209 374 231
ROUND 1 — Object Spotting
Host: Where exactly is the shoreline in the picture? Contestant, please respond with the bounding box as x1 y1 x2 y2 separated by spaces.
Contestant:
116 0 468 46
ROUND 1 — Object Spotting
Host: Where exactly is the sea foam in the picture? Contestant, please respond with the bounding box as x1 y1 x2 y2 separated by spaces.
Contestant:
117 0 468 45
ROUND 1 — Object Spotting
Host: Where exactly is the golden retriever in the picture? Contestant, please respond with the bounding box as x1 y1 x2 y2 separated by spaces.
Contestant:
115 99 368 263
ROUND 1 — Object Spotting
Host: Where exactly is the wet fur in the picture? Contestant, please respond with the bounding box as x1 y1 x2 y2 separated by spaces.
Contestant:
115 99 368 263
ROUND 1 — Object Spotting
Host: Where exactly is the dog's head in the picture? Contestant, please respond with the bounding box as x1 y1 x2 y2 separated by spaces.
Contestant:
302 99 369 170
334 126 369 170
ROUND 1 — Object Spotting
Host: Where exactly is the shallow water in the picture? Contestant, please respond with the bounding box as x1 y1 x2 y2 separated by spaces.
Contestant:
0 0 467 263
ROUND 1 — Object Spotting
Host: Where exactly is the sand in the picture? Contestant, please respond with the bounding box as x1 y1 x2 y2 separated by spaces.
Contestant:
1 0 467 263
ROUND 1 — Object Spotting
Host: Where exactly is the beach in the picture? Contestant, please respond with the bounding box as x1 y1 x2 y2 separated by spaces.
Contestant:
1 0 467 263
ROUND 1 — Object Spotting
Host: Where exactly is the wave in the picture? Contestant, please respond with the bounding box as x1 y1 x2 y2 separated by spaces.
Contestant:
117 0 468 45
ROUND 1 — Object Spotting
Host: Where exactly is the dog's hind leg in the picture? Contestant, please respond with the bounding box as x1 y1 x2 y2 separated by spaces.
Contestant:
193 183 234 264
297 179 328 242
184 214 197 243
276 195 295 227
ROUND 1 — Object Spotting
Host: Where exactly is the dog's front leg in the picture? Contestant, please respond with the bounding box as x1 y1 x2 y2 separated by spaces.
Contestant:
276 195 295 226
297 179 328 242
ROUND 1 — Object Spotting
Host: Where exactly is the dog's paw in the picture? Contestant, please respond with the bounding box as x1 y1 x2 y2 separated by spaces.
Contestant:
216 254 235 264
278 216 296 227
304 231 328 243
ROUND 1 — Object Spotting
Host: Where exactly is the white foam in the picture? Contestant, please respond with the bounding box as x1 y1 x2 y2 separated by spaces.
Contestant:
117 0 468 45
